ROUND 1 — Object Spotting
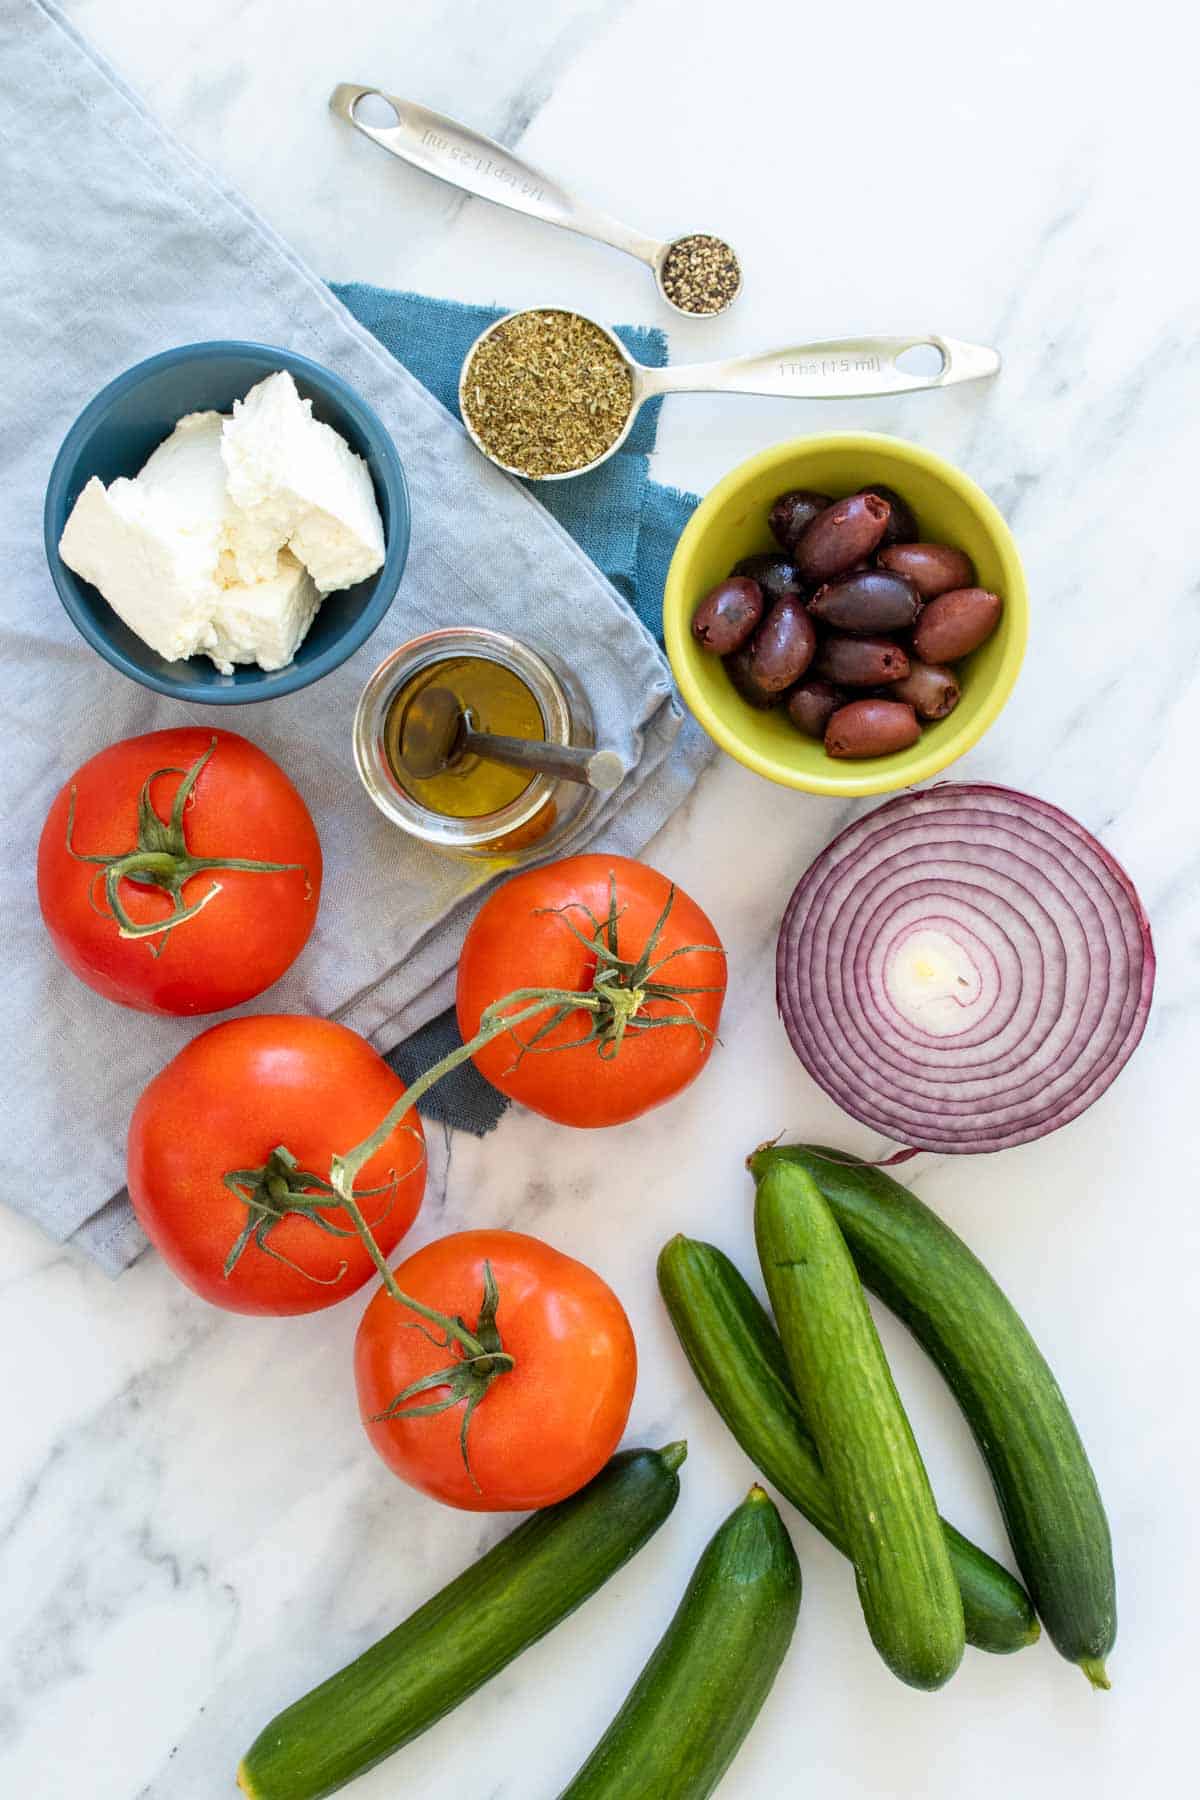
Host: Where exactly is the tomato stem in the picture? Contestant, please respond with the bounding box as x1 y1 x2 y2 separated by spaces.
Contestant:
329 877 725 1204
219 876 722 1481
329 991 589 1205
220 1146 512 1483
66 737 312 956
335 1186 506 1370
221 1145 404 1287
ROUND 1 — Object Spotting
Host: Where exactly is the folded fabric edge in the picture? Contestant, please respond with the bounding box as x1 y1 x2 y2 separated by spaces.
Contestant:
27 0 712 1275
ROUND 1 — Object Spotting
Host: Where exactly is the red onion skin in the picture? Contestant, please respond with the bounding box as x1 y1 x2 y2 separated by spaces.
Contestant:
776 783 1155 1155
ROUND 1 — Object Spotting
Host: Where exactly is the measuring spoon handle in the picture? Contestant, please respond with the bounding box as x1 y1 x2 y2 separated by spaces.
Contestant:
331 85 661 267
639 334 1000 401
464 726 625 793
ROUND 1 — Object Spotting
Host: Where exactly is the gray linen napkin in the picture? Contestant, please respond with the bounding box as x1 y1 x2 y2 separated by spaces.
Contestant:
0 0 710 1273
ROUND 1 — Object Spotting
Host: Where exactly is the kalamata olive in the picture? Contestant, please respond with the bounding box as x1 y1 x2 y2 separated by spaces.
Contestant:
856 483 918 546
878 541 975 599
825 699 921 759
768 488 833 551
731 552 803 602
786 678 843 739
813 634 910 687
748 595 817 693
890 659 961 720
912 588 1003 663
725 644 779 709
691 576 764 654
794 493 890 583
808 568 921 635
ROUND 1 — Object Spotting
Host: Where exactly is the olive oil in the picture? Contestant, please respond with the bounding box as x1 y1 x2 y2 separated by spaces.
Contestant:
355 627 602 865
384 655 546 818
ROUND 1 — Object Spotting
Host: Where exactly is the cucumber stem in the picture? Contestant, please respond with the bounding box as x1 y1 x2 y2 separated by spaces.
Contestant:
1080 1657 1112 1691
659 1441 689 1473
746 1137 783 1173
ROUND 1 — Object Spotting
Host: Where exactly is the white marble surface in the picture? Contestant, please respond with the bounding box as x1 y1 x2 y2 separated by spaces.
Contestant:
3 1 1196 1795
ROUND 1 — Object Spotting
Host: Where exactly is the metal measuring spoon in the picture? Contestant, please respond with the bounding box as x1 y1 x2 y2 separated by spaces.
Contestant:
400 686 624 792
330 84 742 318
458 311 1002 481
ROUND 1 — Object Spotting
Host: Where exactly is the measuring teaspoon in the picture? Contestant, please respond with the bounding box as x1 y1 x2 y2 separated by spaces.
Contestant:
458 312 1002 481
400 686 624 793
330 84 742 318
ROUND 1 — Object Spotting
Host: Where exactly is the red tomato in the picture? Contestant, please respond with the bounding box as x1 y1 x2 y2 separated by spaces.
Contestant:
37 727 321 1015
127 1016 425 1315
455 854 726 1128
355 1230 636 1511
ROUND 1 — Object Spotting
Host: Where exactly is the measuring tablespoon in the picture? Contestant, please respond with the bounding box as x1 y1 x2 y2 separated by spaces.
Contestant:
458 312 1002 481
400 687 624 792
330 84 742 317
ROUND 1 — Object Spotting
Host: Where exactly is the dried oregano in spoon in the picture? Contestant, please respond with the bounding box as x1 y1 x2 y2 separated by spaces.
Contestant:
461 308 634 477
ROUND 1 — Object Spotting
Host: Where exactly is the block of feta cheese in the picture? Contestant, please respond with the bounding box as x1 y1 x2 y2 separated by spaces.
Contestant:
57 370 384 672
57 474 221 663
220 371 385 593
136 409 245 563
140 405 297 593
207 550 320 673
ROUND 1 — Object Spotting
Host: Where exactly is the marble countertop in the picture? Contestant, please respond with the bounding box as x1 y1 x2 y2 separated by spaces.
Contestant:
4 1 1195 1795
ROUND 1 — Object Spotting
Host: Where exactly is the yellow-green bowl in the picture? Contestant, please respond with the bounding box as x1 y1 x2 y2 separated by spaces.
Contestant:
664 433 1028 796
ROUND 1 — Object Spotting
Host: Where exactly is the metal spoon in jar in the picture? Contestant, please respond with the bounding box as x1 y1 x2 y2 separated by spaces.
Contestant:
400 686 624 793
458 311 1002 481
330 84 742 318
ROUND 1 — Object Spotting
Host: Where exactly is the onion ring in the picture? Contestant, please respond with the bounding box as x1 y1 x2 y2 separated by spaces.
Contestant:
776 784 1154 1153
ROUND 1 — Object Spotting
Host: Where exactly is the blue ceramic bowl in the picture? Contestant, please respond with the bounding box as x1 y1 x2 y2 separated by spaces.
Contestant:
44 341 410 703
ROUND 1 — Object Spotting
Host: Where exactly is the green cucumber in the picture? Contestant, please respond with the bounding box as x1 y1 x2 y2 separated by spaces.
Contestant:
237 1444 686 1800
765 1145 1116 1689
557 1486 800 1800
753 1155 965 1689
657 1233 1038 1655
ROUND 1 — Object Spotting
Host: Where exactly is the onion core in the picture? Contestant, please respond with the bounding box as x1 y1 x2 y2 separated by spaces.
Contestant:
884 923 984 1035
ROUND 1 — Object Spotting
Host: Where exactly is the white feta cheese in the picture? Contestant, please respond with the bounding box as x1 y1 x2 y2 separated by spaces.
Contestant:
57 368 384 672
138 408 284 588
58 474 220 663
207 550 320 674
220 370 385 593
136 410 238 550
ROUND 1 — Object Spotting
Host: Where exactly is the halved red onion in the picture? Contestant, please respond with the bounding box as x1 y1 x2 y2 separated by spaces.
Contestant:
776 784 1154 1153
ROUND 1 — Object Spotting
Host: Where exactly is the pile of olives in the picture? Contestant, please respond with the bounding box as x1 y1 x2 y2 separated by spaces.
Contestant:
691 484 1003 759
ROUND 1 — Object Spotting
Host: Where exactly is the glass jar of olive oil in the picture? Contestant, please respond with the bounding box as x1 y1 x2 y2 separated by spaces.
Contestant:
354 628 606 862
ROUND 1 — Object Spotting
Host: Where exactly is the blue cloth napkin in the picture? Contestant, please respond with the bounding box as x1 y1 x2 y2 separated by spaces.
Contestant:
333 286 697 644
333 284 700 1132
